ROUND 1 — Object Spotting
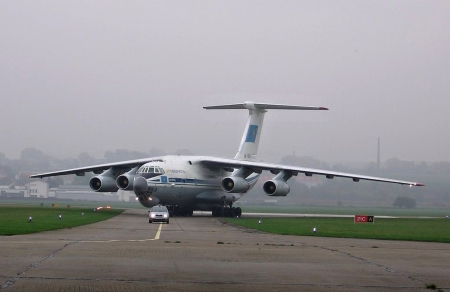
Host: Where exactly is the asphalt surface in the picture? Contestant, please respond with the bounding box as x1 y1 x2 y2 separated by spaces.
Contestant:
1 209 449 291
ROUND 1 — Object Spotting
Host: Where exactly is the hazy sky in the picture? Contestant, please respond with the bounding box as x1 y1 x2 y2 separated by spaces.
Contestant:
1 1 449 163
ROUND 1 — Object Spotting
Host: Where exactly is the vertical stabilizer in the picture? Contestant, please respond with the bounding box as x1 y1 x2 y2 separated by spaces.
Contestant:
204 101 328 161
235 104 266 160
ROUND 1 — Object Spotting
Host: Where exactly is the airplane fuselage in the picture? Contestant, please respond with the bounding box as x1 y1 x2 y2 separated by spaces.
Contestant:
133 155 259 210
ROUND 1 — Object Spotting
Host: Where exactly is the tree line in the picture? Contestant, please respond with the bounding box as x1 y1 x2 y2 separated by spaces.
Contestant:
1 149 449 207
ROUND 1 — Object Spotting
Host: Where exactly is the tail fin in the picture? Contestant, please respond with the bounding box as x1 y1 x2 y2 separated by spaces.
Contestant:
204 101 328 161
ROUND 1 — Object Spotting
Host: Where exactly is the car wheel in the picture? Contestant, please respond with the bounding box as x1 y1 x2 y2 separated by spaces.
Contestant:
149 219 152 223
167 220 169 224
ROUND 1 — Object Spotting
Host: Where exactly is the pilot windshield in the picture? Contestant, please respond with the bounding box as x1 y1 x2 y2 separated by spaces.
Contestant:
137 166 165 175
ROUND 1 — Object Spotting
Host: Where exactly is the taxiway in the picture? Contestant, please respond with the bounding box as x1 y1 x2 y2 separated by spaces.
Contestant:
0 209 449 291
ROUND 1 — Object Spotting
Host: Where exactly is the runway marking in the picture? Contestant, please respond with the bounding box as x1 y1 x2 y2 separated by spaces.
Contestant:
0 224 165 244
79 223 163 243
154 222 162 240
78 223 162 243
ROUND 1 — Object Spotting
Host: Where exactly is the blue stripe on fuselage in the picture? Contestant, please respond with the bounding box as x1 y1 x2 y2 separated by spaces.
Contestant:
148 174 260 187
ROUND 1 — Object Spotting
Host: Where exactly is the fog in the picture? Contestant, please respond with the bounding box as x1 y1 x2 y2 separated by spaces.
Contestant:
1 1 449 164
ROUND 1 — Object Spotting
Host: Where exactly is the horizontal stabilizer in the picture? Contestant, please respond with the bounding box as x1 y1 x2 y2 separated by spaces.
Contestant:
204 101 328 111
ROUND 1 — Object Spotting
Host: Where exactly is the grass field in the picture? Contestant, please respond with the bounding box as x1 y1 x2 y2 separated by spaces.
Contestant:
226 217 450 243
0 199 143 210
239 205 450 217
0 205 124 235
3 199 449 217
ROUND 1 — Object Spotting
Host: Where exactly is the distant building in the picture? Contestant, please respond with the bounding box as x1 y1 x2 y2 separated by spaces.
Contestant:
54 185 119 202
118 189 134 202
27 181 49 198
0 187 26 198
1 182 120 202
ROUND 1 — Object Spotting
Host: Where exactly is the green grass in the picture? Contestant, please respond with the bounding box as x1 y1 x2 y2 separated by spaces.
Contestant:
0 199 144 209
0 205 124 235
226 217 450 243
239 205 450 217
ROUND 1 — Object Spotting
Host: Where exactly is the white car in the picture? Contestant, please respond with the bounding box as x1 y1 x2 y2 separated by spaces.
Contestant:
148 205 170 224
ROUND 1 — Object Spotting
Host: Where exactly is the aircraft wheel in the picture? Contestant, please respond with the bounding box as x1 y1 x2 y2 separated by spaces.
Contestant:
230 207 236 217
235 207 242 218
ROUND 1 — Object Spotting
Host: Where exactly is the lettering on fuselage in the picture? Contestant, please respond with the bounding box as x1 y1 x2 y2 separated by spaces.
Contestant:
165 169 186 174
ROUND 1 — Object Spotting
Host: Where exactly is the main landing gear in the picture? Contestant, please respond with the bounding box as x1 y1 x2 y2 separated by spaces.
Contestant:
211 206 242 218
167 205 194 217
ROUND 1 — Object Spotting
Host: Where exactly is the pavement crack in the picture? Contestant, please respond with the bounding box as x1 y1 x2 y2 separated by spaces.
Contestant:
0 241 75 290
312 244 424 286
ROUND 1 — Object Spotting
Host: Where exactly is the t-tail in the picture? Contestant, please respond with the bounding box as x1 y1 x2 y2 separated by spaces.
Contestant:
204 101 328 161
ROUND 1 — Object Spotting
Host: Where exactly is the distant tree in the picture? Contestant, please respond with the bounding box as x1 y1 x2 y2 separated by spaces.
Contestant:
78 152 96 166
48 177 64 188
104 149 148 163
0 165 15 185
428 161 450 174
393 196 417 208
71 173 93 185
129 150 148 159
280 155 330 169
20 148 45 161
104 151 116 162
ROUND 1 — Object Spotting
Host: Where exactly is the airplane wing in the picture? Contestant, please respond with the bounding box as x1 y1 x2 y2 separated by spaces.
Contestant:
29 158 159 178
200 157 424 186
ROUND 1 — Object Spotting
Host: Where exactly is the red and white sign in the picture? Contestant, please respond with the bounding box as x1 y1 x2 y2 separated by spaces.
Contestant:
354 215 374 223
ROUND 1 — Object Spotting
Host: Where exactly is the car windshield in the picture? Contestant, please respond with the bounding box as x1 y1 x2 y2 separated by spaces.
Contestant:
151 206 168 212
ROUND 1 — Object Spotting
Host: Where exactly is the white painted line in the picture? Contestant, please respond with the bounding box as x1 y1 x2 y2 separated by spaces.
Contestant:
153 222 162 240
79 223 163 243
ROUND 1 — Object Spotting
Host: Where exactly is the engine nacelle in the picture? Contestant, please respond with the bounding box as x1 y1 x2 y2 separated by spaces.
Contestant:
263 180 290 196
116 165 140 191
221 177 250 193
116 174 135 190
89 175 119 192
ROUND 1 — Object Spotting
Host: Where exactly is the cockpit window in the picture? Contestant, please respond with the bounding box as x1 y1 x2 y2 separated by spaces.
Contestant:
137 166 165 174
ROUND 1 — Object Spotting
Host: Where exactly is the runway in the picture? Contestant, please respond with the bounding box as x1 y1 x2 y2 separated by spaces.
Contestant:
1 209 449 291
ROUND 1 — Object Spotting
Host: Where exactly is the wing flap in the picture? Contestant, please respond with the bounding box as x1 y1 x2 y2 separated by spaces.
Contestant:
29 158 159 178
200 157 424 186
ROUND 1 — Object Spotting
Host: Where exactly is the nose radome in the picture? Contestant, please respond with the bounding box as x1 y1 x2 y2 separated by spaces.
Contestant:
133 176 148 193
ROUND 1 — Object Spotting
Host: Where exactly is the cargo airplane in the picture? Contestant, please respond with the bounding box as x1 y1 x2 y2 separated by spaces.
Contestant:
31 102 423 217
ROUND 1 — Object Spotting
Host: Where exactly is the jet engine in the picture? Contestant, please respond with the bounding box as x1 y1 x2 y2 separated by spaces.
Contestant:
89 167 121 192
263 180 290 196
89 175 119 192
116 166 140 190
221 177 250 193
116 174 133 190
